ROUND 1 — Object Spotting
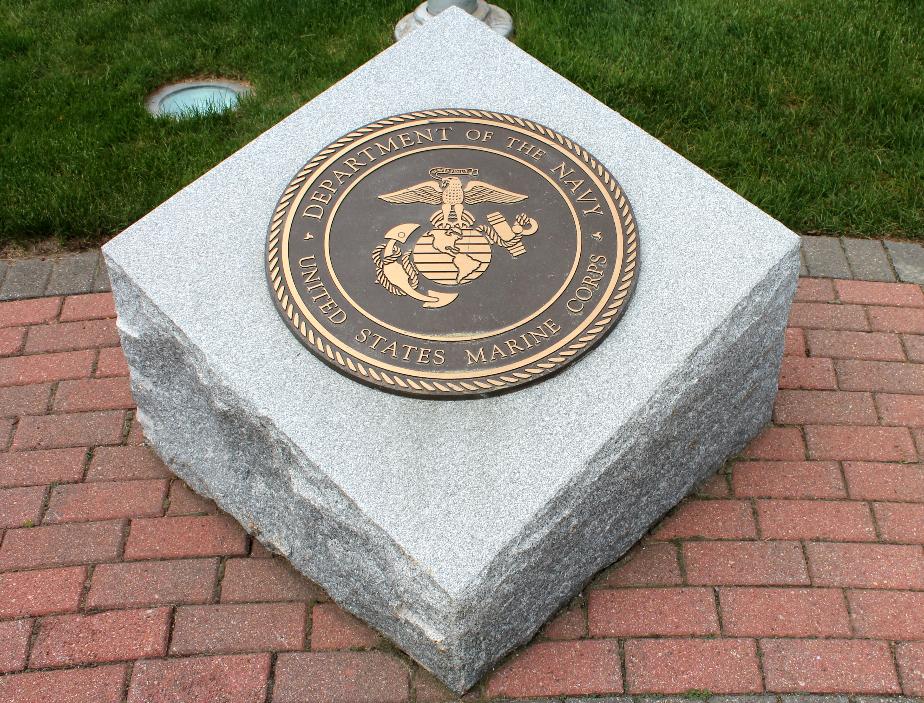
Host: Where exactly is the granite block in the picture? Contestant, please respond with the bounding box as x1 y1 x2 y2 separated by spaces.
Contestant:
103 8 799 692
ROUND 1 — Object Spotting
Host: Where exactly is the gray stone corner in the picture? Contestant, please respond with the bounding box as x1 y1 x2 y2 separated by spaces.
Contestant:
104 7 799 693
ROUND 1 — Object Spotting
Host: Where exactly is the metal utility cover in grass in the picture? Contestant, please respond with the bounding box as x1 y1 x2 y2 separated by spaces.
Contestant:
103 9 800 693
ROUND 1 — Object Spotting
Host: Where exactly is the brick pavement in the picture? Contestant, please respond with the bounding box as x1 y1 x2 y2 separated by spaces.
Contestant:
0 282 922 702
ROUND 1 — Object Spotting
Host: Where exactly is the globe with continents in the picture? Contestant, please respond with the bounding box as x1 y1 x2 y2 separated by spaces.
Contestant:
412 226 492 286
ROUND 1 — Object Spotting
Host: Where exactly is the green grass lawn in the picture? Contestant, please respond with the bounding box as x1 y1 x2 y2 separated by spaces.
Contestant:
1 0 922 247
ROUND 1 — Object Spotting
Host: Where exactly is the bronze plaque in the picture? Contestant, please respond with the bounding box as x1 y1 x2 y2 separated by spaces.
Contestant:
266 110 639 398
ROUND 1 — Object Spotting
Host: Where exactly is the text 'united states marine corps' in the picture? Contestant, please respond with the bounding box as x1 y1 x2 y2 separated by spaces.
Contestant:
266 110 639 397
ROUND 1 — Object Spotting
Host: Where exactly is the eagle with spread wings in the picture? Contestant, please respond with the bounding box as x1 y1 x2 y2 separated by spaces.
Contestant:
379 175 526 227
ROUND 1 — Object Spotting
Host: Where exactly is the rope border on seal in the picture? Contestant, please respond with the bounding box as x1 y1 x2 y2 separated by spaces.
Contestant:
266 109 638 395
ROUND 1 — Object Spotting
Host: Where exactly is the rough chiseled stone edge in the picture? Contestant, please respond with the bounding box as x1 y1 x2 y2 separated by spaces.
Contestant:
103 253 462 674
443 246 799 690
103 234 799 692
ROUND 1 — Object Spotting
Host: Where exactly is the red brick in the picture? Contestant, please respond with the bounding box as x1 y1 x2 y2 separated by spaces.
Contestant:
653 499 756 539
757 499 875 541
878 393 924 426
0 664 127 703
684 541 809 585
874 502 924 543
166 480 217 515
128 654 271 703
806 329 905 361
784 328 805 356
897 642 924 695
13 410 125 450
588 587 718 636
87 445 171 481
125 515 247 559
96 346 129 377
807 542 924 588
625 638 761 694
0 619 31 673
0 417 12 448
0 327 24 357
761 638 899 693
795 278 836 302
0 485 45 527
719 587 849 636
30 607 170 667
732 460 845 499
244 537 273 559
53 377 134 413
414 670 456 703
45 479 166 524
0 520 123 570
779 357 837 390
0 566 85 618
837 359 924 393
774 389 877 425
60 292 116 322
485 640 622 698
695 472 730 497
25 318 119 353
742 426 805 460
0 447 86 488
274 651 409 703
0 349 94 387
869 305 924 334
848 590 924 639
220 556 326 602
88 558 218 609
0 383 51 416
594 541 681 587
126 417 145 445
541 602 586 640
250 540 273 557
905 334 924 362
170 602 305 655
0 297 60 328
805 425 916 462
789 302 868 330
311 603 380 650
844 461 924 501
835 279 924 307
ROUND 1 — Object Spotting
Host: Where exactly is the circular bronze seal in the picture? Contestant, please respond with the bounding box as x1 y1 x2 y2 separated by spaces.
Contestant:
266 110 639 398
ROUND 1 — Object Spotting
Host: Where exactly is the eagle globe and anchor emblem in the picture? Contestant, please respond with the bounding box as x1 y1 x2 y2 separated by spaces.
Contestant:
371 167 539 309
266 110 639 398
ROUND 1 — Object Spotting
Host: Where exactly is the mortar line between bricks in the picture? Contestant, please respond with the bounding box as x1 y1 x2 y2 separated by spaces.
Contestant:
754 635 769 693
839 237 855 280
840 586 858 640
800 539 815 587
265 651 278 703
749 497 763 540
674 538 689 586
712 585 724 635
164 604 178 658
617 636 628 696
121 660 134 703
303 595 313 651
866 498 885 542
78 563 95 612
